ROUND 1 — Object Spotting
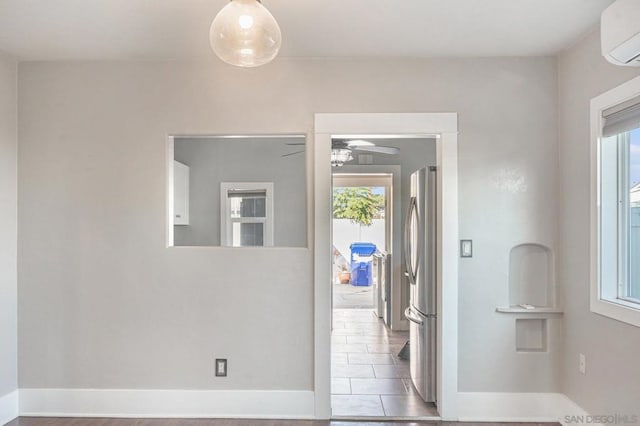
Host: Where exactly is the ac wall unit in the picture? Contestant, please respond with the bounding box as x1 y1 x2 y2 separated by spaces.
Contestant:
601 0 640 67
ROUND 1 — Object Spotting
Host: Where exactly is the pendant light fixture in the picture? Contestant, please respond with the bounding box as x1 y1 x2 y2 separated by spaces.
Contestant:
210 0 282 68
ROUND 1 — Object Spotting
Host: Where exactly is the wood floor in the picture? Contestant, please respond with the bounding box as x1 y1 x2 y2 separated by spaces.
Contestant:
6 419 560 426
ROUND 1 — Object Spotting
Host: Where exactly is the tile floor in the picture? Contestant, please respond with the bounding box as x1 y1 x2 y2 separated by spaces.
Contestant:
331 308 438 418
332 282 374 309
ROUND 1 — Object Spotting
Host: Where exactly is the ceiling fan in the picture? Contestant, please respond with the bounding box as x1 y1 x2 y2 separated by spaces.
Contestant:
283 139 400 167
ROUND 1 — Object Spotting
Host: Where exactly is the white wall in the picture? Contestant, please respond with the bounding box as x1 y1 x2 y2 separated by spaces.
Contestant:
17 57 558 395
558 28 640 416
332 219 386 263
0 51 18 405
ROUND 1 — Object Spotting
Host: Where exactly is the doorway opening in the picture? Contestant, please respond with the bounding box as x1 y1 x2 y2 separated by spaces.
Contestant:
329 138 439 418
314 113 459 420
332 175 390 311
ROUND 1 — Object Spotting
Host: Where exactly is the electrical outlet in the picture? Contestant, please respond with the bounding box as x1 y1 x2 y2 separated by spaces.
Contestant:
579 353 586 375
215 358 227 377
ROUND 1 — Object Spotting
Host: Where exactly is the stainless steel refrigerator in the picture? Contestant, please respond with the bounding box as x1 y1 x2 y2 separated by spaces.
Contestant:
403 167 437 403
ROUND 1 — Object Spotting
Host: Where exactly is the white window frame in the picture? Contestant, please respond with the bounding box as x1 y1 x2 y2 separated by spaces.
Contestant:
220 182 274 247
591 75 640 327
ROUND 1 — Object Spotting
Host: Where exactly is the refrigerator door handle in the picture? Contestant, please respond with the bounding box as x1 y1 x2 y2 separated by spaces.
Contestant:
404 196 419 284
404 307 424 325
403 198 413 283
428 166 438 307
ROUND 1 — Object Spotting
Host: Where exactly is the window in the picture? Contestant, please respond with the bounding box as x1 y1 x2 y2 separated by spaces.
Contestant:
591 75 640 327
220 182 274 247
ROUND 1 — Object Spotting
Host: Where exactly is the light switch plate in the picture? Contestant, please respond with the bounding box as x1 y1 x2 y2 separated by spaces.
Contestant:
215 358 227 377
460 240 473 258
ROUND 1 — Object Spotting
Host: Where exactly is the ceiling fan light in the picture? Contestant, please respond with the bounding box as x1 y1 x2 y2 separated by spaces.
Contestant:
210 0 282 68
331 148 353 167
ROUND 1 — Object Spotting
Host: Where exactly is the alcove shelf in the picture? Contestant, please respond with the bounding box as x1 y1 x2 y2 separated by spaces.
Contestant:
495 306 563 314
499 243 562 353
507 243 556 308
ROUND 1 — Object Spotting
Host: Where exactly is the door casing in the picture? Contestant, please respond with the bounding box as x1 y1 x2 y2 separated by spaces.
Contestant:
313 113 459 419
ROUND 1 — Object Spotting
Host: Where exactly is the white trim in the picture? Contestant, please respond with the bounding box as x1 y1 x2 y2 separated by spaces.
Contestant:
458 392 596 425
313 131 333 419
314 113 459 420
590 75 640 328
332 172 395 188
12 388 600 423
220 182 274 247
18 389 314 419
0 390 19 425
436 132 459 419
166 136 175 248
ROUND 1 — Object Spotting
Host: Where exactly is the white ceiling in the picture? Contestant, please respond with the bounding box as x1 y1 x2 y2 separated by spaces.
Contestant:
0 0 614 61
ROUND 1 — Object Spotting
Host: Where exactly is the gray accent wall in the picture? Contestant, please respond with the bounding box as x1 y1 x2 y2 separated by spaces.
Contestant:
18 57 557 393
340 138 437 329
173 136 306 247
0 51 17 398
558 28 640 416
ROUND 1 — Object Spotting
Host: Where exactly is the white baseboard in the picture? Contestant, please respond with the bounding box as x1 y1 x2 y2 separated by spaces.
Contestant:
19 388 315 419
0 390 19 425
458 392 593 424
15 389 595 423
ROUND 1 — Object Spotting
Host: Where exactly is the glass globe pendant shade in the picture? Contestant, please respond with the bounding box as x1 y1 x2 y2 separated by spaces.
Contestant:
210 0 282 68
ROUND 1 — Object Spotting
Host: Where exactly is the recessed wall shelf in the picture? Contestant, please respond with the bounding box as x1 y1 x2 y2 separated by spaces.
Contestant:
508 243 556 309
496 306 563 314
502 243 561 353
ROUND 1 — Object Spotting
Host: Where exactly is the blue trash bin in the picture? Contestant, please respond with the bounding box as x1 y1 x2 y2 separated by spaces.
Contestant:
349 242 377 286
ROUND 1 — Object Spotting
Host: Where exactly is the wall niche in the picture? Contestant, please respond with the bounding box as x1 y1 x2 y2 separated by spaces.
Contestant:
515 318 547 352
508 243 555 309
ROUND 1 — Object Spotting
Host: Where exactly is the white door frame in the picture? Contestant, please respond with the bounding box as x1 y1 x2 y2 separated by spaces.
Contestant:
313 113 459 420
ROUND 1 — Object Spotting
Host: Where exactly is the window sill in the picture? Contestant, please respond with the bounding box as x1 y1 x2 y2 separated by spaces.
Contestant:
591 297 640 328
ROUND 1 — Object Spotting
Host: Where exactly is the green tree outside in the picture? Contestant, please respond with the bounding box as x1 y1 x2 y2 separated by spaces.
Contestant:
333 187 384 226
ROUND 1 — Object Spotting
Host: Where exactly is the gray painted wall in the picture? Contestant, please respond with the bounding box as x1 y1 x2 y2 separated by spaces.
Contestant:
18 57 558 392
341 138 437 327
558 28 640 416
173 136 306 247
0 52 17 398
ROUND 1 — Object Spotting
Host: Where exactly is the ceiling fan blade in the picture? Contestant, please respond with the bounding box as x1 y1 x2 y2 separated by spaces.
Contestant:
346 139 374 147
282 150 305 157
353 145 400 155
